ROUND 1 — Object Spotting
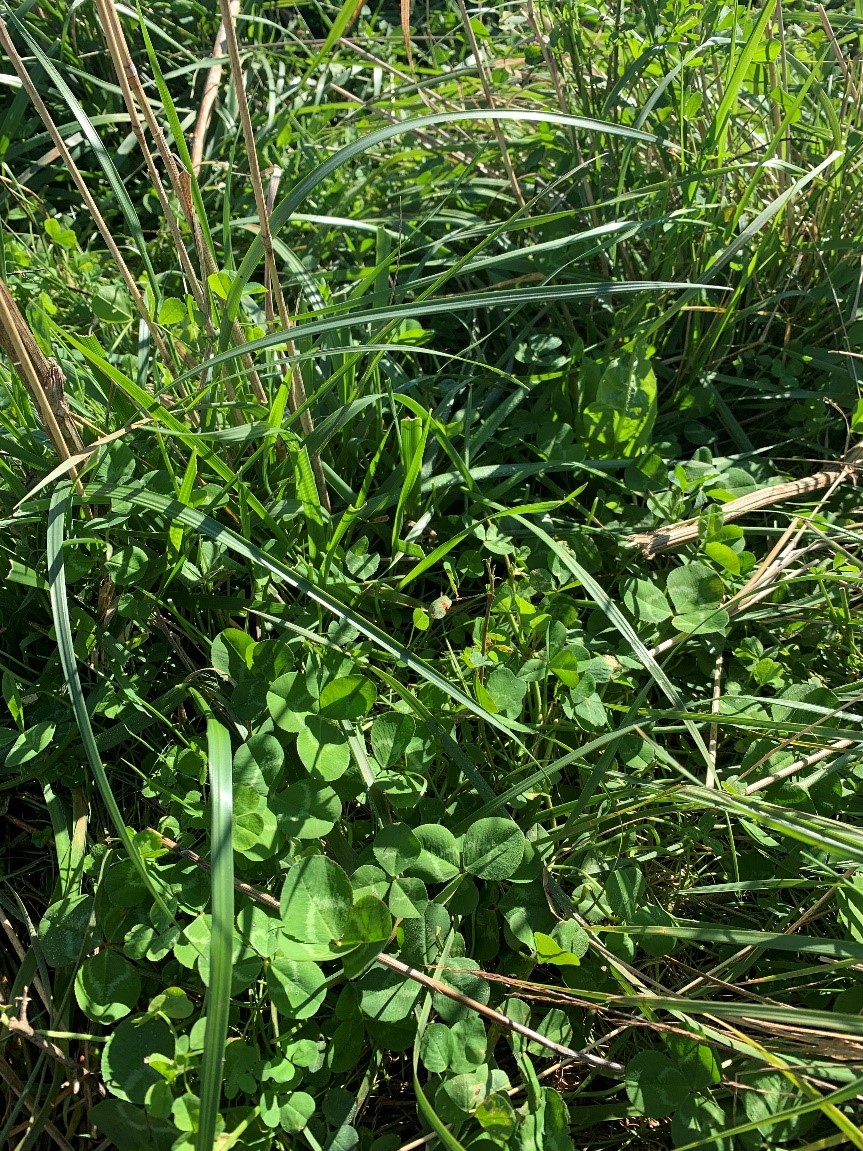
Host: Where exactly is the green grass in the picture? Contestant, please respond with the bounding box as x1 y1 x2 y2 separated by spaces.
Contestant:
3 1 863 1149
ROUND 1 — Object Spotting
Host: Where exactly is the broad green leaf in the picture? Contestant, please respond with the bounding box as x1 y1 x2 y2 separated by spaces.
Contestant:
38 894 93 966
5 721 55 772
440 1065 494 1115
278 1091 316 1133
704 540 740 574
266 957 327 1019
575 342 657 458
666 1035 721 1090
420 1023 453 1073
75 950 141 1023
267 672 314 734
236 904 281 959
666 561 723 614
432 958 490 1024
148 987 194 1020
340 895 392 947
271 779 341 839
93 283 133 323
370 712 416 769
90 1098 176 1149
280 856 353 944
297 716 350 780
388 876 429 919
672 607 730 636
516 1086 571 1151
476 1092 517 1136
102 1014 175 1103
319 675 377 719
233 733 284 795
373 823 422 877
742 1072 814 1142
171 1093 200 1132
211 628 256 681
463 818 525 880
631 904 678 957
157 296 186 325
671 1096 732 1151
106 544 151 586
625 1050 690 1118
534 920 588 966
449 1015 487 1073
622 578 672 625
605 862 645 922
527 1008 573 1057
485 667 527 719
360 964 423 1022
408 825 461 883
547 649 580 687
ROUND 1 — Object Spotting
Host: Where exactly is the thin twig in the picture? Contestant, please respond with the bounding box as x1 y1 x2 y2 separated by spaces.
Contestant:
818 4 860 102
707 651 723 789
379 951 623 1073
152 831 623 1074
456 0 526 209
0 1060 76 1151
191 1 239 175
678 867 857 997
1 1006 86 1073
0 913 52 1015
94 0 212 334
218 0 330 507
96 0 270 413
745 738 855 795
628 444 863 556
0 277 83 463
0 16 175 373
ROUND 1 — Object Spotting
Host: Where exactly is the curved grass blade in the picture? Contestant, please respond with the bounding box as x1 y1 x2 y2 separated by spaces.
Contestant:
46 482 173 919
7 12 159 296
600 923 863 962
679 784 863 865
671 1075 863 1151
219 108 663 345
135 2 216 258
505 509 712 767
54 330 284 539
411 931 468 1151
80 481 521 757
197 712 234 1151
196 281 719 390
705 0 778 162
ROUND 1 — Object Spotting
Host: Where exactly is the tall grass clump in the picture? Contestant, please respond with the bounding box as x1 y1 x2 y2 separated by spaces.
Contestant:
2 1 863 1149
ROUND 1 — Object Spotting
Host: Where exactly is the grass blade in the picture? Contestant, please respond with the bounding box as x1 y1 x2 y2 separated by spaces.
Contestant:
46 481 173 918
80 479 523 747
506 509 712 768
197 711 234 1151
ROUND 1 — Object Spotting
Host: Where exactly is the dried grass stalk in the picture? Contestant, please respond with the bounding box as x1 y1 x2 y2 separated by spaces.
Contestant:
191 0 239 175
628 444 863 557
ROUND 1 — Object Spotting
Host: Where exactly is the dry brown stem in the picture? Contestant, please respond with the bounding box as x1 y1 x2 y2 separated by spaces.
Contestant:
0 278 84 494
218 0 330 507
93 0 211 328
456 0 526 210
95 0 272 413
629 443 863 557
191 1 240 175
152 831 622 1074
0 1059 75 1151
0 16 174 374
